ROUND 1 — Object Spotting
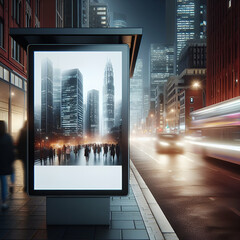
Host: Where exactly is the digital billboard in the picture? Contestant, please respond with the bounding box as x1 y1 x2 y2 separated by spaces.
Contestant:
28 44 129 195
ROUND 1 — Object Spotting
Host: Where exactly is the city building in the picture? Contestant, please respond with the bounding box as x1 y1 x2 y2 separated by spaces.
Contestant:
114 100 122 127
61 69 83 137
112 12 127 28
178 39 207 75
64 0 89 28
0 0 41 139
155 85 165 133
168 40 207 133
143 88 150 122
53 69 61 132
130 59 143 132
89 2 109 28
207 0 240 105
41 58 53 136
166 76 185 132
149 44 174 129
103 60 114 135
179 86 203 133
86 89 99 137
176 0 207 70
41 0 64 27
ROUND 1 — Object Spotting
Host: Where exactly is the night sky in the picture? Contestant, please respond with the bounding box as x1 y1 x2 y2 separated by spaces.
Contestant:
105 0 166 87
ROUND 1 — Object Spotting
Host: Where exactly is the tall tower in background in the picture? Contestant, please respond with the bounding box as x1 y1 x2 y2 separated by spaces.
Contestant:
61 69 83 137
176 0 207 72
130 59 143 131
41 58 53 135
64 0 89 28
150 44 174 113
86 89 99 137
53 69 61 132
103 60 114 135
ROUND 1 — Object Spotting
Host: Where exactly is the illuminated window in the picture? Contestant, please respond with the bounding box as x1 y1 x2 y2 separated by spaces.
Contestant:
190 97 194 103
228 0 231 8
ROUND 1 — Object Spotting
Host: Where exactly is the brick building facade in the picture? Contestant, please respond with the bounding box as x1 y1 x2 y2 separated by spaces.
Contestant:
207 0 240 105
0 0 41 139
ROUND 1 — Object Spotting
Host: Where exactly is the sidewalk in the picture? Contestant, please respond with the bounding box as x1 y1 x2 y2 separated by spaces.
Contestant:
0 160 179 240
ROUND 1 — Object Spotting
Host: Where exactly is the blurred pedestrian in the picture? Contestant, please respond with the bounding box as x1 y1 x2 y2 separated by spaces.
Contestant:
103 144 108 156
57 147 62 165
49 146 54 165
110 144 115 160
84 145 90 161
116 143 120 160
0 121 15 210
66 145 71 160
16 121 27 191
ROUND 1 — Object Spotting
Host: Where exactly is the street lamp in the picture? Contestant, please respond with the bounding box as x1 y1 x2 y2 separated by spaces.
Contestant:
191 80 206 107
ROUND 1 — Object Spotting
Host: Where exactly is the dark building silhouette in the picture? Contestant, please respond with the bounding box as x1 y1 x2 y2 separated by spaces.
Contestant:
64 0 89 28
207 0 240 105
86 89 99 137
178 39 206 75
103 60 114 135
41 58 53 135
61 69 83 137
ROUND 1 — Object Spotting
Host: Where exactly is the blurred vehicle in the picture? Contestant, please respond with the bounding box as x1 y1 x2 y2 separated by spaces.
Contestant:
189 96 240 165
155 134 184 153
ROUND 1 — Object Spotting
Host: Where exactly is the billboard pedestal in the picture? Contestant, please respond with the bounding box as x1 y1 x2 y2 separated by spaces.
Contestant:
46 197 110 225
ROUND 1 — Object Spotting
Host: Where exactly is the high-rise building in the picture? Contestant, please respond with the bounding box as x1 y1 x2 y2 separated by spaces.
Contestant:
150 44 174 113
61 69 83 137
89 2 109 27
176 0 207 69
207 0 240 106
143 88 150 121
41 58 53 135
64 0 89 28
114 100 122 127
41 0 64 27
53 69 61 132
103 60 114 135
130 59 143 131
86 89 99 137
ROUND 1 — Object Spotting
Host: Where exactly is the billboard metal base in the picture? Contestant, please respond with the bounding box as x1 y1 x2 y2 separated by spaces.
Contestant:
46 197 110 225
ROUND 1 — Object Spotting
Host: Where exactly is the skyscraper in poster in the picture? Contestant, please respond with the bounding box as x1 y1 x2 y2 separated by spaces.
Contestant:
86 89 99 137
41 58 53 135
53 68 61 132
103 60 114 135
61 69 83 137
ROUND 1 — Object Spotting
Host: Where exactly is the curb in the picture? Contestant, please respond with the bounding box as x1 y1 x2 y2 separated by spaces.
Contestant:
130 160 179 240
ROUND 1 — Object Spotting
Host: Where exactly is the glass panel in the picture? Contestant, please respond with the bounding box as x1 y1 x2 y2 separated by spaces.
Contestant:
18 78 23 88
15 75 19 86
11 73 15 84
0 81 9 131
11 86 24 141
0 65 3 78
4 68 9 81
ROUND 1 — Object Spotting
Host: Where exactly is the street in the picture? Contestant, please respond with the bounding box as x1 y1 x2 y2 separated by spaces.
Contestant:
130 137 240 240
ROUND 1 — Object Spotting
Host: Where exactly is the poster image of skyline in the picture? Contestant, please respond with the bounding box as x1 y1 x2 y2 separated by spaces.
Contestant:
34 51 123 167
